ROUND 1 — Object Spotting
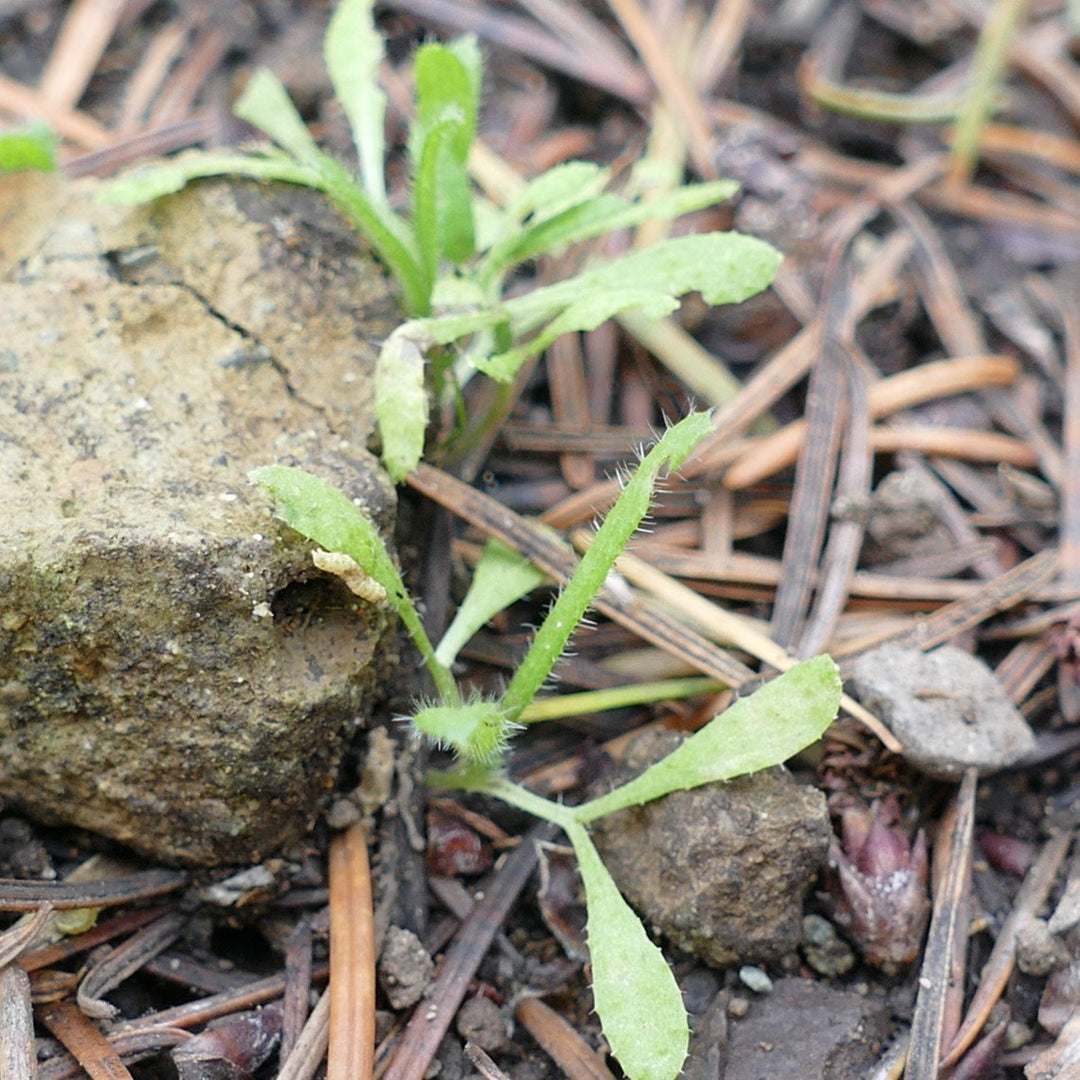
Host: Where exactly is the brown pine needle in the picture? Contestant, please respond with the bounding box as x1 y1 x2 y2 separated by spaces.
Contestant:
328 823 376 1080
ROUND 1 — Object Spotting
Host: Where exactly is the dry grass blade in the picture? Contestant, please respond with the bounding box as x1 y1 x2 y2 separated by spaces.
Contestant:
723 354 1020 490
883 548 1060 655
0 70 110 147
582 543 901 750
378 0 650 104
515 997 617 1080
464 1043 513 1080
796 345 870 658
407 463 755 688
279 990 330 1080
38 999 135 1080
76 911 184 1020
0 963 35 1080
0 869 186 913
0 904 53 968
38 0 126 107
381 823 557 1080
603 0 715 176
904 768 977 1080
281 918 314 1063
940 829 1072 1070
328 823 376 1080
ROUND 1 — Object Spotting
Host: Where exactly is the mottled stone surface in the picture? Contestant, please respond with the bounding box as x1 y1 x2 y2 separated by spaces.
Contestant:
0 173 399 865
591 728 830 967
851 645 1036 779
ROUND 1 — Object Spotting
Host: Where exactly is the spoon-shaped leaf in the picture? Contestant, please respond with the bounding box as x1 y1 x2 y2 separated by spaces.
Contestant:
573 655 841 823
564 820 688 1080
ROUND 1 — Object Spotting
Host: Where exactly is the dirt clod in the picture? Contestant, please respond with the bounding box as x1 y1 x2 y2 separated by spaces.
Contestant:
591 728 830 967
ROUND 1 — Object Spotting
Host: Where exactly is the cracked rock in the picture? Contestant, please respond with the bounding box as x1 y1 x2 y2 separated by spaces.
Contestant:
0 174 397 865
591 728 831 967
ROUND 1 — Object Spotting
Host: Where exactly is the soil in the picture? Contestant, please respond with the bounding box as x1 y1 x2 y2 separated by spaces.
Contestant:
2 2 1080 1079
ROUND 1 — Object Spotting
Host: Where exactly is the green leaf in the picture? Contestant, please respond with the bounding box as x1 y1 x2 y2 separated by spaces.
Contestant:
477 231 782 382
410 43 478 268
565 820 688 1080
325 0 388 205
573 656 841 823
0 123 56 173
504 161 611 225
498 412 711 722
250 465 458 702
483 179 739 279
411 699 513 764
374 328 431 482
234 68 323 169
434 538 548 667
102 152 320 203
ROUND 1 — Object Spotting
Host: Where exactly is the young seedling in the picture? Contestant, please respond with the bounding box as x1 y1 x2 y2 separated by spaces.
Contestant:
252 413 842 1080
105 0 782 482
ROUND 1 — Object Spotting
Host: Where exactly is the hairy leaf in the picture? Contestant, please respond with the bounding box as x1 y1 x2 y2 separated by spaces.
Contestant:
234 68 323 168
435 539 548 667
498 412 711 721
565 821 688 1080
324 0 388 204
250 465 458 702
476 232 781 382
574 656 841 823
374 329 431 482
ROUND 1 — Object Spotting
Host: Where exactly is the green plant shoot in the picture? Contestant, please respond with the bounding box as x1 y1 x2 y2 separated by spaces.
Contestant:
105 0 781 481
251 416 842 1080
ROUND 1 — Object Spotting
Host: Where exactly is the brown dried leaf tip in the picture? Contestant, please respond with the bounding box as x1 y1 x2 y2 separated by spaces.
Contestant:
826 798 930 973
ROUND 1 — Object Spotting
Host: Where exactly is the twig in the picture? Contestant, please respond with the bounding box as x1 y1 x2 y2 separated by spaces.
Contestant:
37 1000 135 1080
515 997 617 1080
940 829 1072 1069
328 823 376 1080
0 963 35 1080
904 768 978 1080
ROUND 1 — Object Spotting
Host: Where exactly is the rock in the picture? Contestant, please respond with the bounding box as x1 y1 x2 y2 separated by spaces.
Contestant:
455 995 510 1053
591 728 830 967
0 173 398 865
725 977 893 1080
851 645 1036 779
378 926 435 1010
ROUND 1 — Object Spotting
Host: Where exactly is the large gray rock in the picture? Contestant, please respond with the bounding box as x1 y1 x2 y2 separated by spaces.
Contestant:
0 174 398 865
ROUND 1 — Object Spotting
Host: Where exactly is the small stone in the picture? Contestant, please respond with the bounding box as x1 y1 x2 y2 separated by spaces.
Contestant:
591 728 830 967
1016 919 1068 977
738 966 773 994
455 995 509 1052
801 914 855 977
851 645 1036 779
378 927 434 1011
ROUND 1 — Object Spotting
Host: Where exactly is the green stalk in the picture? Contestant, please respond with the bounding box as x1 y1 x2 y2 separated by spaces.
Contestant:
949 0 1032 184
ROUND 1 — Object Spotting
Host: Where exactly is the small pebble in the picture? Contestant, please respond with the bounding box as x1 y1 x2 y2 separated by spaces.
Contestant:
738 965 773 994
801 914 856 977
727 995 750 1019
455 995 509 1052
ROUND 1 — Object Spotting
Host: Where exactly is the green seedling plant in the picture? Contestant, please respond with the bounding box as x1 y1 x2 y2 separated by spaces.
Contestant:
105 0 782 482
252 413 842 1080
